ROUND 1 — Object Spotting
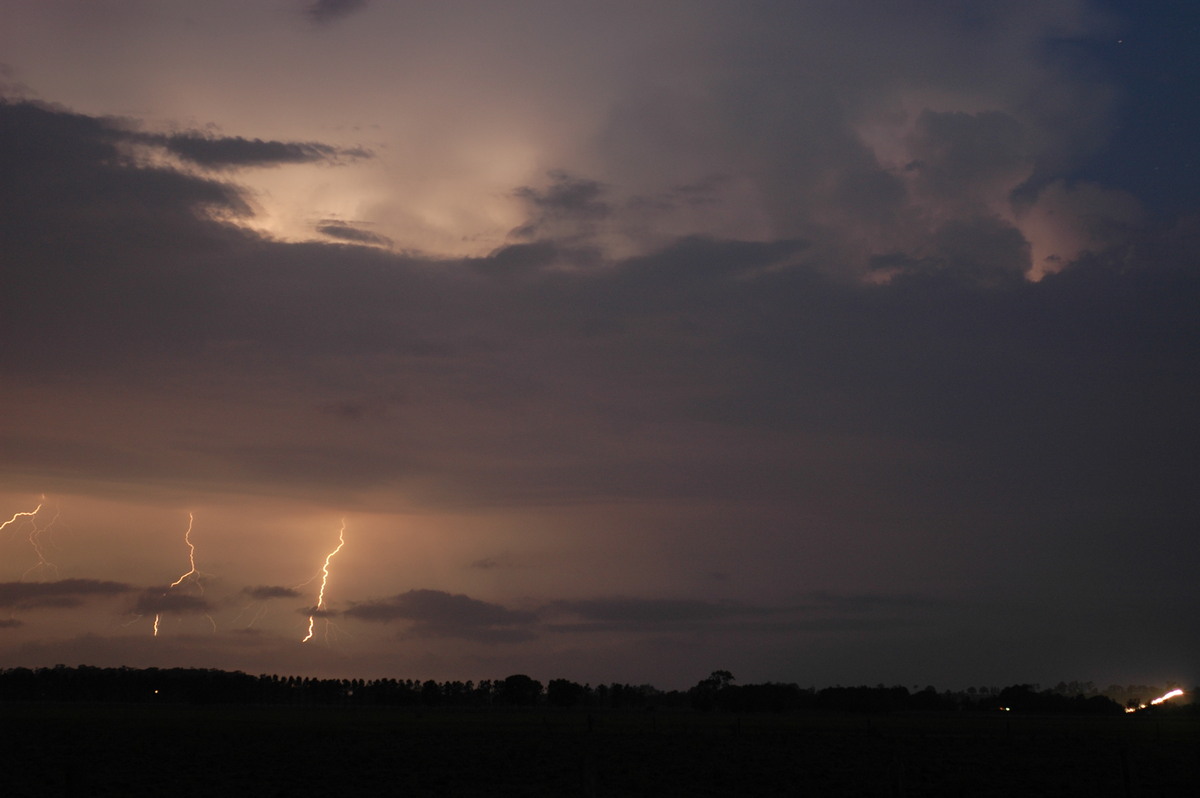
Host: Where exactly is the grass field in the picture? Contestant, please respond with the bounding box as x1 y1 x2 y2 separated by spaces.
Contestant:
1 702 1195 796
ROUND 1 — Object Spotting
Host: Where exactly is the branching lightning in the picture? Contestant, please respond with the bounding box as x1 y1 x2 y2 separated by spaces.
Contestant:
22 500 62 580
302 520 346 643
3 497 60 580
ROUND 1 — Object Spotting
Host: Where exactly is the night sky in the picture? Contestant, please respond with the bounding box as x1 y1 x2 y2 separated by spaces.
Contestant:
1 0 1197 690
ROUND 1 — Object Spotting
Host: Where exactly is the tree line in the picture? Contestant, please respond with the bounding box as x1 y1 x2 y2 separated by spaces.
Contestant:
0 665 1191 715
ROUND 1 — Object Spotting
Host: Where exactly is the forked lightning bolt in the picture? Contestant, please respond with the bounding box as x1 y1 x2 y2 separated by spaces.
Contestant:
302 520 346 643
23 501 61 580
3 498 59 579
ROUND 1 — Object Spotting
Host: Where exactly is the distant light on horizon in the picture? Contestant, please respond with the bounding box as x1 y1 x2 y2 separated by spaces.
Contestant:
1124 688 1185 713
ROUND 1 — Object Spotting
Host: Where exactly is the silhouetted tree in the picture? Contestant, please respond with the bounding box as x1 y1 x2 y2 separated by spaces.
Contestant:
499 674 542 706
547 678 585 707
690 670 735 711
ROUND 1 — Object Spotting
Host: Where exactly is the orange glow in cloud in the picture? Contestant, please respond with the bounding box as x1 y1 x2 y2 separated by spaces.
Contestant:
302 520 347 643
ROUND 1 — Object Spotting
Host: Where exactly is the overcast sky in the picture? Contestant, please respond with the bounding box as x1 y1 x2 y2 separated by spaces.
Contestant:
1 0 1197 691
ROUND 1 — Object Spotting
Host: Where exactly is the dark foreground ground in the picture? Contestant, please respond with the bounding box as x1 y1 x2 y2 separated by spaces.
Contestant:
2 702 1196 797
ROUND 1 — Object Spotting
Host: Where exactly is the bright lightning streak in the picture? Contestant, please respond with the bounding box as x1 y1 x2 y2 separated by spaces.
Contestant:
1124 688 1186 713
1150 688 1184 706
3 499 60 580
169 513 199 588
153 512 209 637
1 502 42 533
302 520 346 643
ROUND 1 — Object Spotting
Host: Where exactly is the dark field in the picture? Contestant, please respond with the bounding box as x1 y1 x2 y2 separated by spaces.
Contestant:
2 703 1196 797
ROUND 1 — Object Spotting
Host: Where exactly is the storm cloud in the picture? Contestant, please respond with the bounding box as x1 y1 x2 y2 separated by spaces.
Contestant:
0 1 1197 689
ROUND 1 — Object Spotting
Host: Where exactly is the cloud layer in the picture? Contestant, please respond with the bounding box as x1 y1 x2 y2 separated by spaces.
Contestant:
1 1 1197 689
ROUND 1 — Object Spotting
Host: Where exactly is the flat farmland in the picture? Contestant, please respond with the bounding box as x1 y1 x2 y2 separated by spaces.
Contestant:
1 703 1196 796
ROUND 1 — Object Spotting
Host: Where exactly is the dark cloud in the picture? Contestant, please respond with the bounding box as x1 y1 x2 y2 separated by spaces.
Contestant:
0 97 251 227
906 110 1030 208
316 222 392 247
874 215 1032 286
628 178 728 214
0 98 252 373
0 95 1198 650
0 579 134 609
345 589 536 643
131 131 369 170
243 585 302 601
131 590 213 615
306 0 369 25
515 170 610 219
510 170 612 241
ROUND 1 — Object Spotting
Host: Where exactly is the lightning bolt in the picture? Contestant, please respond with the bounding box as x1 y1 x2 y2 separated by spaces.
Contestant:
3 498 60 580
1 500 42 535
22 499 61 580
302 520 346 643
169 512 199 588
153 512 212 636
